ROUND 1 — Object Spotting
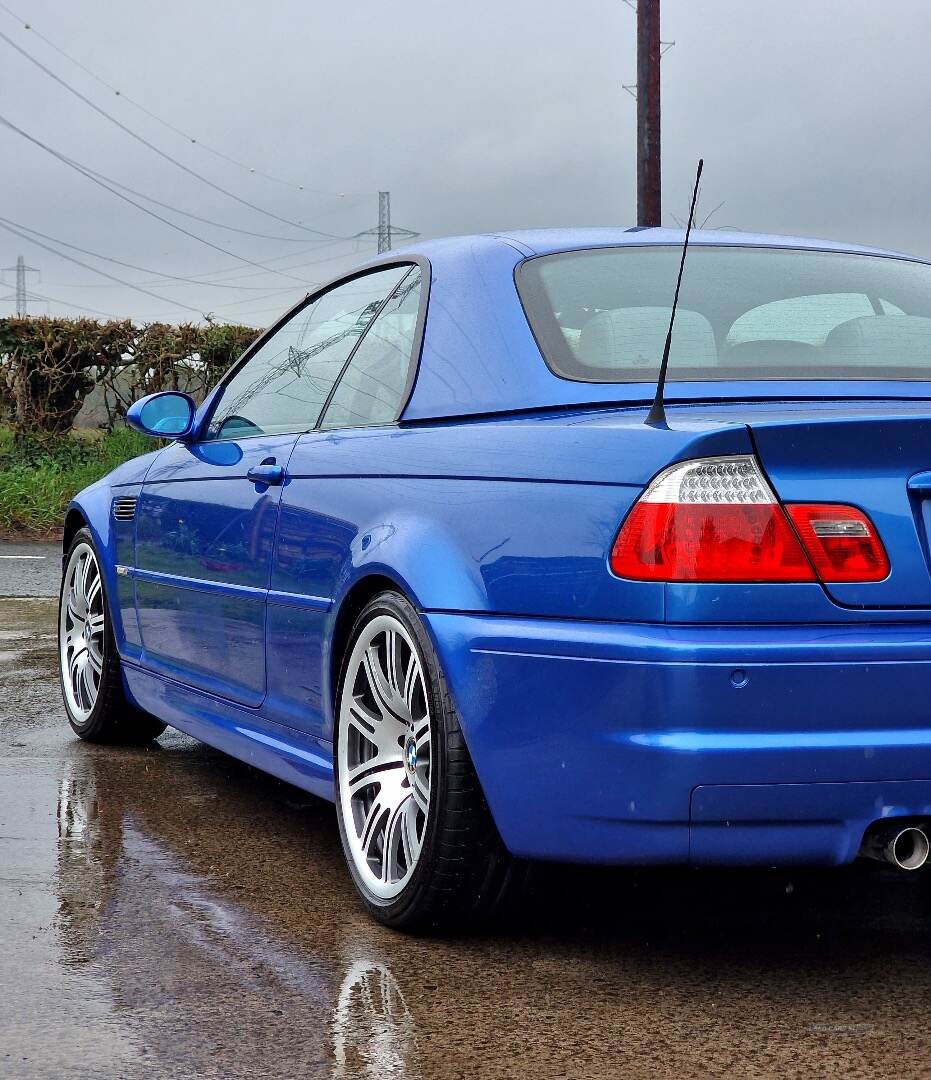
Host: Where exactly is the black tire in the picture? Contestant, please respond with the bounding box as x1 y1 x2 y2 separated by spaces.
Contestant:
59 527 166 744
334 590 523 932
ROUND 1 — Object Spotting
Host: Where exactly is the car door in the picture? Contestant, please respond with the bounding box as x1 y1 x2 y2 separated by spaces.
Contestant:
264 265 426 738
134 266 410 707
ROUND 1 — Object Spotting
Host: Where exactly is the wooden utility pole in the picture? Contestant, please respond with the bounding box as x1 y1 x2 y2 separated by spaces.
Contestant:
636 0 661 226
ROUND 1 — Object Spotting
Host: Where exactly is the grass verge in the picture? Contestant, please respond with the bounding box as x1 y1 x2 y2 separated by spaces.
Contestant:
0 427 149 539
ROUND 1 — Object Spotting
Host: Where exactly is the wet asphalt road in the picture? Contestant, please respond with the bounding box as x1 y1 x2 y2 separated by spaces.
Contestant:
4 590 931 1077
0 543 61 597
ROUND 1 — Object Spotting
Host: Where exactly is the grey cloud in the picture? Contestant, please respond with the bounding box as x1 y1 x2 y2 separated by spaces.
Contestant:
1 0 929 323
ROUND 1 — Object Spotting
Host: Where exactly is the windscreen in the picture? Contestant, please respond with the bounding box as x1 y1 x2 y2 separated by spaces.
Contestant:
516 245 931 382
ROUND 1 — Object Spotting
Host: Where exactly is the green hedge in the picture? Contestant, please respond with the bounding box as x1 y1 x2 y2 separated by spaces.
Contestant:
0 317 259 435
0 427 151 537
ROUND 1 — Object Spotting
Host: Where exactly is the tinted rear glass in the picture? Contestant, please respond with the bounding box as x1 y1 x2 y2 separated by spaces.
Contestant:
517 246 931 382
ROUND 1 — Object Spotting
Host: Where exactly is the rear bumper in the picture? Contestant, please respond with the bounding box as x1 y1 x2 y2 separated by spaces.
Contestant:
424 612 931 865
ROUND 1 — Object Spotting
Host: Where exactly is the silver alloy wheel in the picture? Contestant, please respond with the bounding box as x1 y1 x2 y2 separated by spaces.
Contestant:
337 614 432 901
60 542 105 723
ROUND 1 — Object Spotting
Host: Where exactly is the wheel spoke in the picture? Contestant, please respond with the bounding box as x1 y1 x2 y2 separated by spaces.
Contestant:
399 808 414 869
411 772 429 814
85 572 102 612
347 697 402 772
382 800 407 882
384 629 401 696
74 659 88 711
80 662 95 708
86 612 105 638
67 593 83 622
347 754 403 796
363 645 397 720
402 652 419 712
86 642 103 676
71 578 87 619
401 798 420 865
346 695 380 738
359 797 386 855
80 553 93 606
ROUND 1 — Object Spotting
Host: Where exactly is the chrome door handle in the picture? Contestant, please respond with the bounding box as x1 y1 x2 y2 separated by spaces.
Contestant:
247 464 285 486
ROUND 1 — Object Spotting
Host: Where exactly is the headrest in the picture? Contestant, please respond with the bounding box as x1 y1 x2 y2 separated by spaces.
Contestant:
823 314 931 364
577 306 717 370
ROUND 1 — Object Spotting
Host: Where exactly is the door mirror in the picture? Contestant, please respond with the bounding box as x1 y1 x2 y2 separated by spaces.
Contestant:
126 392 196 440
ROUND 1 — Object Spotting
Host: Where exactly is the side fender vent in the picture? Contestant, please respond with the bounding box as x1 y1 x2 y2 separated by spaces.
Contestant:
112 496 137 522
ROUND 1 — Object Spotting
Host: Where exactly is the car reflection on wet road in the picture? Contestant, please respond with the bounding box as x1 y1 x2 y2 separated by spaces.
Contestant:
3 597 931 1079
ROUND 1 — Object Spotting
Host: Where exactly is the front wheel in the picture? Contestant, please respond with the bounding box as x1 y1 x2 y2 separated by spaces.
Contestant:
334 591 521 931
59 528 166 744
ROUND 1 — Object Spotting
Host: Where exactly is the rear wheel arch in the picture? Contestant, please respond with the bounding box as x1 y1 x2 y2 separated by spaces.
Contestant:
331 583 523 929
329 574 418 717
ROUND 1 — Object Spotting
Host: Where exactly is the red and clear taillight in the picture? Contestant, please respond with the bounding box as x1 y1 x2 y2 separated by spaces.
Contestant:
784 503 889 582
610 455 888 584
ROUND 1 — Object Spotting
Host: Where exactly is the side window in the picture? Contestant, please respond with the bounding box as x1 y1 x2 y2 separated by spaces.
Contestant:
206 266 409 440
320 269 423 429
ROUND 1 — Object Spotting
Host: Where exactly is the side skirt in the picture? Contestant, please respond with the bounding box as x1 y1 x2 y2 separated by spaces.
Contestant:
122 662 335 803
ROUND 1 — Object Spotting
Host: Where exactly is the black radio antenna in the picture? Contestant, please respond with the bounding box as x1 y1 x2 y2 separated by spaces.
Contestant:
645 158 704 428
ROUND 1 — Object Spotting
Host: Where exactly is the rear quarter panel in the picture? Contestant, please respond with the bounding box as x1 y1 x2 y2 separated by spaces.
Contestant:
264 413 752 737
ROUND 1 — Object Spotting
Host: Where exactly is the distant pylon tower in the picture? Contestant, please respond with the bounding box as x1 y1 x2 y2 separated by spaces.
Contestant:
1 255 39 316
357 192 418 253
377 191 391 254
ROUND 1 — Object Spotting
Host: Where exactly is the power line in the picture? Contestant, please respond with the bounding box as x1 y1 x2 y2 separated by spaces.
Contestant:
77 163 327 243
0 214 307 291
16 288 123 319
38 236 365 291
0 114 317 285
0 0 369 201
0 218 209 317
0 27 353 240
207 285 316 311
3 284 281 323
216 299 307 322
148 238 368 288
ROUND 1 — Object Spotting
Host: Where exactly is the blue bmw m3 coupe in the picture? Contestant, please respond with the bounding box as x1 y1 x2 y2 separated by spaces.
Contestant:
59 228 931 928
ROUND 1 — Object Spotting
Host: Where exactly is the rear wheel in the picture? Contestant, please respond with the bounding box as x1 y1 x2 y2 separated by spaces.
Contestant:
334 590 521 931
59 528 165 744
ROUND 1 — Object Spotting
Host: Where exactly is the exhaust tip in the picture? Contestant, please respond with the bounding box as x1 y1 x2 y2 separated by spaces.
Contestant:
890 827 930 871
860 822 931 870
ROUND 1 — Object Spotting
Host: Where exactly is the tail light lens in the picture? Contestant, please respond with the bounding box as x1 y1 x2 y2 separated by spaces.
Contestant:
611 456 815 582
785 504 889 582
610 456 888 584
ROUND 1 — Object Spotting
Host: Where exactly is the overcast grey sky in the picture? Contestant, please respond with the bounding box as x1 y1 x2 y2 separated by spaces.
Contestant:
1 0 930 326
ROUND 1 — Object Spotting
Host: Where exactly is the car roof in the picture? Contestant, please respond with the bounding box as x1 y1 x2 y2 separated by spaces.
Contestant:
500 227 923 261
360 230 931 422
390 227 923 264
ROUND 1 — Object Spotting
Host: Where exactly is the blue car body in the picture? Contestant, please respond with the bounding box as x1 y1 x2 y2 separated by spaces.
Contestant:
67 228 931 869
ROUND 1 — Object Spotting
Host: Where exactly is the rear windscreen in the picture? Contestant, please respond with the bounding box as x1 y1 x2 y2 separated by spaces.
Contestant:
516 245 931 382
